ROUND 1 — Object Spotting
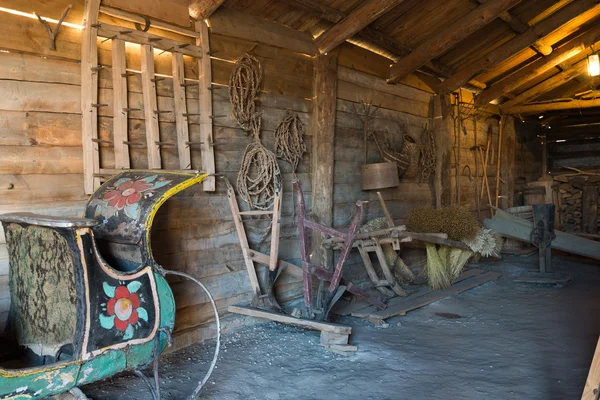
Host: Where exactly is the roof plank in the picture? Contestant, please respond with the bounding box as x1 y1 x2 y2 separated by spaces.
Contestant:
388 0 522 84
315 0 407 54
477 26 600 105
440 0 600 92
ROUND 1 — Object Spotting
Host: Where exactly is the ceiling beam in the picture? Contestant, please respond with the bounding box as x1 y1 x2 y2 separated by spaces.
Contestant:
439 0 600 93
314 0 406 55
504 98 600 115
476 0 528 33
476 26 600 105
189 0 226 20
501 58 588 110
388 0 522 84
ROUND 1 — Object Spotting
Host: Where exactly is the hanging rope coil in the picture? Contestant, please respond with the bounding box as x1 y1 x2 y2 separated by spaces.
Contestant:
274 113 306 171
237 118 281 210
229 54 262 132
228 53 281 210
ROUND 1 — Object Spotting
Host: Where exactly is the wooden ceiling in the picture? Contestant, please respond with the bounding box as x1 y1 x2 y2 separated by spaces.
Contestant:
199 0 600 126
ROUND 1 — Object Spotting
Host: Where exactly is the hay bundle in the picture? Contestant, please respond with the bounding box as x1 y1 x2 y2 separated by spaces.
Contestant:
406 207 442 233
438 206 479 241
464 228 503 257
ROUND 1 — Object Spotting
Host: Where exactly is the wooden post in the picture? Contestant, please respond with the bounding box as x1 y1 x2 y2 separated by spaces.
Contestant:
81 0 101 194
196 20 216 191
495 117 504 208
583 186 599 234
141 44 161 169
172 52 192 170
501 115 516 209
433 94 452 207
311 52 338 267
111 38 130 169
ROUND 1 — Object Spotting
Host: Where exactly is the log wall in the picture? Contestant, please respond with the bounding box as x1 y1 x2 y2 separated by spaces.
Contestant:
0 4 313 342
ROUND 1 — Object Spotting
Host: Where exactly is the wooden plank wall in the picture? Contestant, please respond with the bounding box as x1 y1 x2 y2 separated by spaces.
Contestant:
0 4 314 340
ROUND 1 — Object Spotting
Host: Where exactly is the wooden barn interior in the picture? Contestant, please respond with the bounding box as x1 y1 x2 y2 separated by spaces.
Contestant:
4 0 600 398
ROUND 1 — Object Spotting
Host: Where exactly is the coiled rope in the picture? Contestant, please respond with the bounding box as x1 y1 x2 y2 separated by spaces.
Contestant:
229 54 262 133
236 117 281 210
274 113 306 171
230 53 281 210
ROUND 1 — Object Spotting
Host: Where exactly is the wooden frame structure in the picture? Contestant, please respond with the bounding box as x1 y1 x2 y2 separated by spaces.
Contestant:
80 0 216 194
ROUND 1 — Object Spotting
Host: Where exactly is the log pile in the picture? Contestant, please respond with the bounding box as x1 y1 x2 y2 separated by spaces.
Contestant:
555 174 600 233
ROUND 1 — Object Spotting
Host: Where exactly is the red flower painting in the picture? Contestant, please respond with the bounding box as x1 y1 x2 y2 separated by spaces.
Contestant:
100 281 148 340
103 179 153 210
106 285 142 331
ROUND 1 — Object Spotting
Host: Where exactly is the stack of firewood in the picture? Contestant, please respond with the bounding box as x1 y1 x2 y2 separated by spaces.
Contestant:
555 174 600 232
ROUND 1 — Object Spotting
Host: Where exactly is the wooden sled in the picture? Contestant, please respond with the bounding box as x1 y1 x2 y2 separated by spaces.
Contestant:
0 171 208 399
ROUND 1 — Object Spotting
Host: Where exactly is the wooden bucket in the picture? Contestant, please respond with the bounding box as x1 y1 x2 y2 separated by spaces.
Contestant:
360 162 400 191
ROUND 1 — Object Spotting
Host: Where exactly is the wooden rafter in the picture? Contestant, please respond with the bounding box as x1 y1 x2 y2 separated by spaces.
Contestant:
189 0 226 20
388 0 522 84
477 26 600 105
476 0 528 33
505 98 600 114
278 0 453 82
501 58 588 111
315 0 406 55
439 0 600 92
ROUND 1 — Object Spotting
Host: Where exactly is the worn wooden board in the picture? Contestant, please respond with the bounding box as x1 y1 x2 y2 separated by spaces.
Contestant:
228 305 352 334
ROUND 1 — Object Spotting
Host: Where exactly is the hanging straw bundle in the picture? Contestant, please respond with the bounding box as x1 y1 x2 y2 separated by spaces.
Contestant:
229 54 262 133
420 125 436 181
274 113 306 171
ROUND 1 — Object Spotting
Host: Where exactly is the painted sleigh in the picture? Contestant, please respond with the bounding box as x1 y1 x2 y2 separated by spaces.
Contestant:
0 170 209 399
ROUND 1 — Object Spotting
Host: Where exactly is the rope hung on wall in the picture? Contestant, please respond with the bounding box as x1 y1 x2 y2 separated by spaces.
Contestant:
237 117 281 210
274 113 306 171
230 53 281 210
229 53 262 133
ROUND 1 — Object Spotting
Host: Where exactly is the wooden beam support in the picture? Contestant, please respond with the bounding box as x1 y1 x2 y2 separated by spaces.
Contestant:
141 44 161 169
505 98 600 115
433 94 453 208
189 0 226 20
388 0 521 84
111 38 130 169
440 0 600 92
196 20 216 191
172 52 191 170
311 52 337 267
501 59 588 111
81 0 101 194
476 27 600 105
501 115 516 208
315 0 406 55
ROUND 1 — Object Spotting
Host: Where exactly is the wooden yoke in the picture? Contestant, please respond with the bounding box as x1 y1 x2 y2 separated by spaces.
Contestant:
293 178 365 311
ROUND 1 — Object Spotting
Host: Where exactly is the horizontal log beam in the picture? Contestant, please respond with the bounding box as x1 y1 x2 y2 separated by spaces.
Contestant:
388 0 522 84
315 0 406 55
505 99 600 114
500 59 588 111
99 5 199 37
440 0 600 92
189 0 226 20
476 27 600 105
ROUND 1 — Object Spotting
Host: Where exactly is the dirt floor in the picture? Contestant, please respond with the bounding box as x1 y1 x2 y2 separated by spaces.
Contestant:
83 254 600 399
